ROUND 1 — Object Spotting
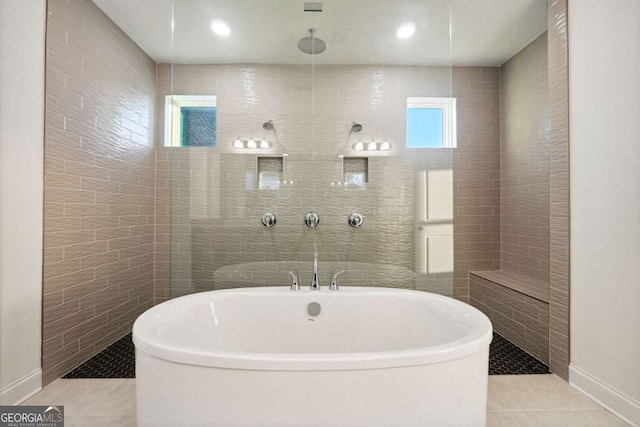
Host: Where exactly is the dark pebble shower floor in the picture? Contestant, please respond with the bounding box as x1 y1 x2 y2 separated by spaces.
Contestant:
63 331 550 379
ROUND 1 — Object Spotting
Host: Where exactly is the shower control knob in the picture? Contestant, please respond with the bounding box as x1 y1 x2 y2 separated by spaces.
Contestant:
261 212 277 228
348 212 363 228
304 212 320 228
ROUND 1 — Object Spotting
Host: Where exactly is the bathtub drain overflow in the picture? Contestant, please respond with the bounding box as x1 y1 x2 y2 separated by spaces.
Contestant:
307 302 321 316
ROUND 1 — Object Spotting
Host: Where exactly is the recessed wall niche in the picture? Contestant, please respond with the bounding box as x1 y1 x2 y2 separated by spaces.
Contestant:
257 157 284 190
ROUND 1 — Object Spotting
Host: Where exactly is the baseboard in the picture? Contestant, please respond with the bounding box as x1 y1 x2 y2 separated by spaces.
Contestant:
570 364 640 426
0 368 42 405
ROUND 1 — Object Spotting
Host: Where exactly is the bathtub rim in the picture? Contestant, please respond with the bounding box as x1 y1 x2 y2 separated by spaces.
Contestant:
133 286 493 371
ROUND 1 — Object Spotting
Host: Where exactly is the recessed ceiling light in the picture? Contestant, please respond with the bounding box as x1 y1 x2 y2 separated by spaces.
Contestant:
210 20 230 36
396 23 415 39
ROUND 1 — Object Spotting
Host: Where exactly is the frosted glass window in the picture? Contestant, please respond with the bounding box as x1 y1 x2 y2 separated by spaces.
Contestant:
165 95 217 147
180 107 216 147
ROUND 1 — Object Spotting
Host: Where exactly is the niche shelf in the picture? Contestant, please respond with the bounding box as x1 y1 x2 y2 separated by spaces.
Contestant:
343 157 368 190
257 156 284 190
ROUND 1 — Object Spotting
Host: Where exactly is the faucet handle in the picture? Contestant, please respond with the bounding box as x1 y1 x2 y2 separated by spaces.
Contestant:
285 270 300 290
329 270 345 291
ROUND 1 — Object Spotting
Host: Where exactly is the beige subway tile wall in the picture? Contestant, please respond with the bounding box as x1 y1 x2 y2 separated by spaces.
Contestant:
154 148 170 305
470 273 550 364
156 64 500 300
38 0 569 386
43 0 156 384
453 67 502 302
499 33 550 284
547 0 570 380
465 33 552 366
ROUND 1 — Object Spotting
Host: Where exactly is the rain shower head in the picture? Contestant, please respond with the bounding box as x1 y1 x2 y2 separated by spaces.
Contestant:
351 122 363 133
262 120 274 131
298 28 326 55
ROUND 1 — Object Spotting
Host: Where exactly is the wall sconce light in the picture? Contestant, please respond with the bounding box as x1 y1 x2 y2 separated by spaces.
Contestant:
233 120 275 149
232 137 273 149
352 139 392 152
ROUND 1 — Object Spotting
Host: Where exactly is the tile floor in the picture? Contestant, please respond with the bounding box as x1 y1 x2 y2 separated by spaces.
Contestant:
23 374 629 426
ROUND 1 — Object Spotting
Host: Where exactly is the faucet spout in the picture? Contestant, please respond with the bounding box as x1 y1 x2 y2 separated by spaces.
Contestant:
310 247 320 290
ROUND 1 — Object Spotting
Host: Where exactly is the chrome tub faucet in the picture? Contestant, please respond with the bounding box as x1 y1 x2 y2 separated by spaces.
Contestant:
286 271 299 290
330 270 344 291
311 247 320 290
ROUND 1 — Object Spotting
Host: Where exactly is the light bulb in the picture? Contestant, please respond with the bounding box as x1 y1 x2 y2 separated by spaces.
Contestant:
210 20 230 36
396 23 415 39
247 138 257 149
367 141 378 151
260 139 269 149
233 138 243 148
353 141 364 151
380 141 391 151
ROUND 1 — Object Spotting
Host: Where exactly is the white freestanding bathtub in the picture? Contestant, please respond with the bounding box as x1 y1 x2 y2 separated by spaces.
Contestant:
133 287 493 427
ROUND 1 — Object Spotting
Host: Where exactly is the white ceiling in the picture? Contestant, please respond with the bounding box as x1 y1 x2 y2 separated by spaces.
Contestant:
93 0 547 66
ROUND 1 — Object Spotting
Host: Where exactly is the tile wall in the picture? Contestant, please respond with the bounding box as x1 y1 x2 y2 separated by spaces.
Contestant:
155 64 501 301
43 0 156 384
469 33 551 366
470 274 550 364
452 67 502 301
499 33 550 284
547 0 570 380
41 0 570 383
